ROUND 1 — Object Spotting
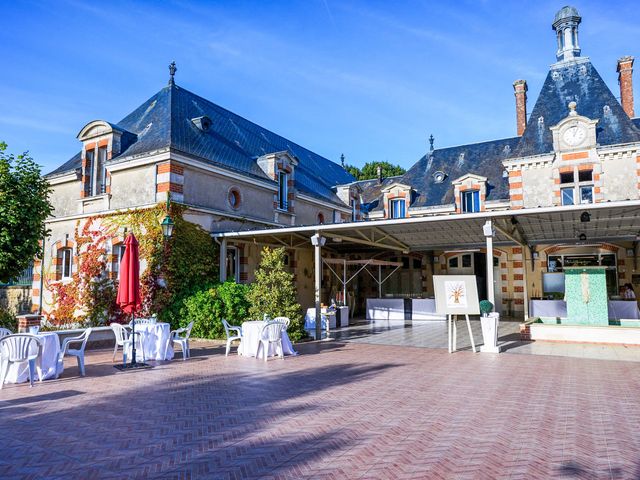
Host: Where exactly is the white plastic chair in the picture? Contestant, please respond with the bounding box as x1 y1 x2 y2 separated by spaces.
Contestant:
271 317 291 329
168 321 194 360
256 321 286 362
0 328 12 339
0 334 43 388
56 328 92 378
222 319 243 356
111 323 144 365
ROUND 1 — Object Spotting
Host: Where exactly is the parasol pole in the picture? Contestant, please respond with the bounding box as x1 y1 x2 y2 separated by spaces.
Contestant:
131 313 137 365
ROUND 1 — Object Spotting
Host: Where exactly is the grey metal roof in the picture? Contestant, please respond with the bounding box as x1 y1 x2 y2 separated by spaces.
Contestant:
360 137 520 209
512 60 640 158
351 176 403 213
553 5 580 24
47 83 354 206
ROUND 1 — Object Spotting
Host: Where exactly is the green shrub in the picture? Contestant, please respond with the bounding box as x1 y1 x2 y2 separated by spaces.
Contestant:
247 247 306 342
178 281 250 339
0 308 17 331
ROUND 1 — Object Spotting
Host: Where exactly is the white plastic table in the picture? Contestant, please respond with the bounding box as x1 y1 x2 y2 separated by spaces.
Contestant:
238 321 296 358
3 332 60 384
127 322 174 361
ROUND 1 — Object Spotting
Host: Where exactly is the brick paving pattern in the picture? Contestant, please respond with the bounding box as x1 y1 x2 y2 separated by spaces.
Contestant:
1 339 640 479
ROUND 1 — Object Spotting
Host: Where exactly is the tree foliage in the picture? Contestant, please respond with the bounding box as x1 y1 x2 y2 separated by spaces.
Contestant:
343 161 406 181
0 143 53 283
247 247 306 341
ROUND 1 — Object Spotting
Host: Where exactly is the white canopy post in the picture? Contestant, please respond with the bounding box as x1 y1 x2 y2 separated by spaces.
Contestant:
311 233 326 340
343 259 347 306
378 265 382 298
483 220 495 306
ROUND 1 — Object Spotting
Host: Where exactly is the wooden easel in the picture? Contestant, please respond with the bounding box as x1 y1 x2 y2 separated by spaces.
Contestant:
448 314 476 353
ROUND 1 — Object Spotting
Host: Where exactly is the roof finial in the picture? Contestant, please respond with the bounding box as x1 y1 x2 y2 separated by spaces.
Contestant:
168 61 177 86
568 101 578 116
428 134 435 151
340 153 345 168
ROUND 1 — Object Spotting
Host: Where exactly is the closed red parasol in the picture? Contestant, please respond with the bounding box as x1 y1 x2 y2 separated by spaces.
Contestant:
116 233 143 367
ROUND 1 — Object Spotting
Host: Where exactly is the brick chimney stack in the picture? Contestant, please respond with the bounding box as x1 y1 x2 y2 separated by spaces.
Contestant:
617 56 635 118
513 79 528 136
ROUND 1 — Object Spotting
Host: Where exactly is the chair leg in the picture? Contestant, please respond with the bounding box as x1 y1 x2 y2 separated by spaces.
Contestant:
0 360 7 389
264 341 269 362
123 349 127 367
181 341 187 361
279 340 284 360
226 339 231 356
28 359 36 387
185 340 190 359
113 343 118 362
78 355 85 377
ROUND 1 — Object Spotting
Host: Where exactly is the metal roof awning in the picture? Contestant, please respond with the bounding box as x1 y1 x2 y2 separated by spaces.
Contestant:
213 200 640 252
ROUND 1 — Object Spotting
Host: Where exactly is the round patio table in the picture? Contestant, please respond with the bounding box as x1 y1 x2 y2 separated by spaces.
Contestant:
2 332 61 384
238 321 297 358
126 322 174 361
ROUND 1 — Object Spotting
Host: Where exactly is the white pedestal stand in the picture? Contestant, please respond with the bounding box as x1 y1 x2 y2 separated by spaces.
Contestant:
448 314 476 353
480 312 501 353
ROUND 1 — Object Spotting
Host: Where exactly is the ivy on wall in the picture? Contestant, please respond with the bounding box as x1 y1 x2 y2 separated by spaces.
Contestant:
43 203 218 327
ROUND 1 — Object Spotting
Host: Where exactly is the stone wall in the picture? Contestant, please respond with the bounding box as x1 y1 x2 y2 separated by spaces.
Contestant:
0 286 33 314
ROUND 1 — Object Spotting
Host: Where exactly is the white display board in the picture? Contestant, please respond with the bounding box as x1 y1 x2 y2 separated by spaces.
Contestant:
433 275 480 315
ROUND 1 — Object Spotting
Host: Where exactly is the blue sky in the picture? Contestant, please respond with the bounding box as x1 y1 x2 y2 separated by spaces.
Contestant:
0 1 638 173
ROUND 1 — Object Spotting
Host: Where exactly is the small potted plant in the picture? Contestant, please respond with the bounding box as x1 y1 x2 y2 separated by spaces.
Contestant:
479 300 501 353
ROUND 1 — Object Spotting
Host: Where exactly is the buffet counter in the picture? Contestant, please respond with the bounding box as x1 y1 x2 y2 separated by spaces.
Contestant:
366 298 446 321
529 299 640 320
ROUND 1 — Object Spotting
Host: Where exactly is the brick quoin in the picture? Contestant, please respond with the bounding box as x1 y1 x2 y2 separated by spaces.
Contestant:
562 152 589 161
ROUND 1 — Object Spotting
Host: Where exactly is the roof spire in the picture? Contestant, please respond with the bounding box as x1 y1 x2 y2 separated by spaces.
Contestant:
552 6 582 62
340 153 345 168
428 134 434 151
168 61 177 86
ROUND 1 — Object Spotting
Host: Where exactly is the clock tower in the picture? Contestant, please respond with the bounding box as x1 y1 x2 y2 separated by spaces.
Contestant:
550 101 598 152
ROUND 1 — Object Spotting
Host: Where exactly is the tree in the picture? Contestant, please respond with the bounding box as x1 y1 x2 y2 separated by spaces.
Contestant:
359 161 406 180
0 143 52 283
344 161 406 181
247 247 306 341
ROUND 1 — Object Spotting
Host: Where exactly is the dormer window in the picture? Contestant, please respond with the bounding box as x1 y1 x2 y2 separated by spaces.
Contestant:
389 199 406 219
461 190 480 213
278 171 288 210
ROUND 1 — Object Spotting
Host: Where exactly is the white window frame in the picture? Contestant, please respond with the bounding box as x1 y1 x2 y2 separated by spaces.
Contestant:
94 145 107 195
560 167 593 206
113 244 126 279
461 190 481 213
61 248 73 279
278 172 288 210
389 198 406 219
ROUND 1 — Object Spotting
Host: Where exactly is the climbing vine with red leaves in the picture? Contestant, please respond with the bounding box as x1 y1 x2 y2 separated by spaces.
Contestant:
43 203 218 327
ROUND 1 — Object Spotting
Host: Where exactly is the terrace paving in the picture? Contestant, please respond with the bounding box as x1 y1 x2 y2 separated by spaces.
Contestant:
1 336 640 479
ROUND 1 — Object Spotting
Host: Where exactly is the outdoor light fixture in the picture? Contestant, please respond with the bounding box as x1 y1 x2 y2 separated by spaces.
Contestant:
310 233 326 247
161 194 175 240
580 211 591 223
579 233 587 242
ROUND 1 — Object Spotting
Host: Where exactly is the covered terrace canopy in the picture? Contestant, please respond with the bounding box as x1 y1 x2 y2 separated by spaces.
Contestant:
214 200 640 334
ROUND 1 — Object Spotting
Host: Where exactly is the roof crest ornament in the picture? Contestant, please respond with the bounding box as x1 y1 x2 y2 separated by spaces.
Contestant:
168 61 177 86
568 101 578 116
428 134 434 151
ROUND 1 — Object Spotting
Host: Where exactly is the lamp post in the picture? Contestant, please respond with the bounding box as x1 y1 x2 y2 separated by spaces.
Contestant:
311 233 326 340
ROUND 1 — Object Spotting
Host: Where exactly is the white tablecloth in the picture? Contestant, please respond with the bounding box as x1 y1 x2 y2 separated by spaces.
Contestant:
529 299 640 320
366 299 405 320
238 321 296 357
411 299 446 320
127 322 174 361
3 332 60 384
304 308 335 329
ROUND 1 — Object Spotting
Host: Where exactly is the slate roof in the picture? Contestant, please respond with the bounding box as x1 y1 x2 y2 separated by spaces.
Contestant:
512 59 640 157
351 176 403 213
632 117 640 130
47 83 354 206
395 138 520 208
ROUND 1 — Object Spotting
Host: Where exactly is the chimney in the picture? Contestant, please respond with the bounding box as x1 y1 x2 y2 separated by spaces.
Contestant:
617 56 635 118
377 165 382 184
513 79 528 136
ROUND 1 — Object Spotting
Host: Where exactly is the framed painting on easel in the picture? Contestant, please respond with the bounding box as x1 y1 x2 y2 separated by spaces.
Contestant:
433 275 479 353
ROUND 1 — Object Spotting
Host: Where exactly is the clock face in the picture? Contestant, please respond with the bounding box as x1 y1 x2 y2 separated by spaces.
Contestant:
562 124 587 147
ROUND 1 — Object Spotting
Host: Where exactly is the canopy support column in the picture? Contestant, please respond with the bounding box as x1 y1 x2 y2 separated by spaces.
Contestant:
311 233 326 340
483 221 495 306
343 260 347 307
378 265 382 298
219 238 227 282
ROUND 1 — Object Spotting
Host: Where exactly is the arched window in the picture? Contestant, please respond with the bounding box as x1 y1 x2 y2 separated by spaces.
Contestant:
228 188 241 209
58 248 73 280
